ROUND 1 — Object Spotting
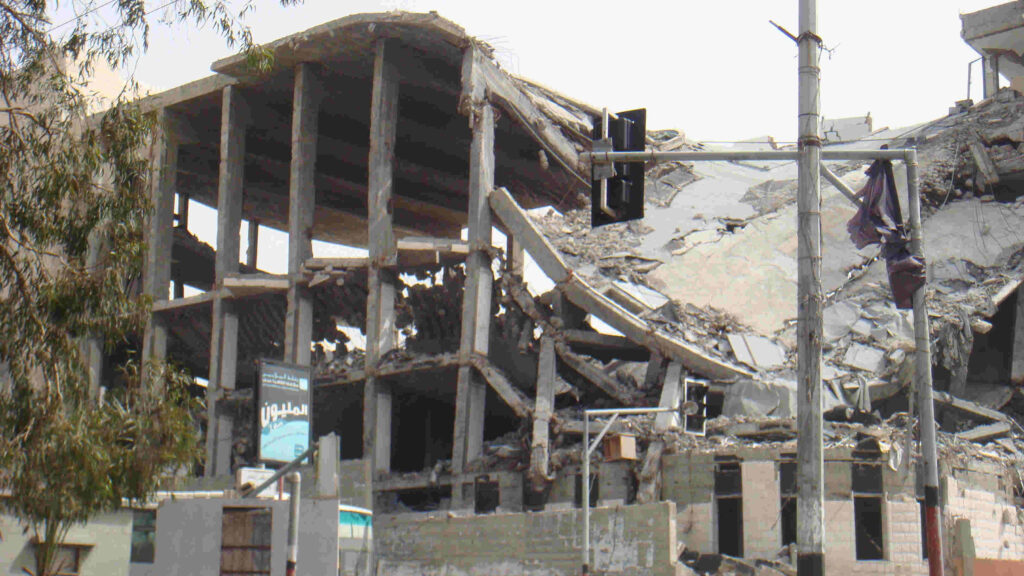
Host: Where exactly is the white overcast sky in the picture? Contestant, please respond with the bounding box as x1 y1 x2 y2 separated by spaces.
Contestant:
130 0 1008 143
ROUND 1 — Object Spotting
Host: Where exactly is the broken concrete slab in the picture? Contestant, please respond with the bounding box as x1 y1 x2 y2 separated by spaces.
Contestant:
727 334 787 370
648 168 870 336
851 200 1024 287
842 344 887 373
956 422 1012 443
722 378 796 418
823 301 861 342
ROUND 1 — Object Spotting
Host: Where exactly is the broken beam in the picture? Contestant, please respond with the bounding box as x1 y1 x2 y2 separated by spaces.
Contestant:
554 341 638 405
490 187 751 382
467 355 532 418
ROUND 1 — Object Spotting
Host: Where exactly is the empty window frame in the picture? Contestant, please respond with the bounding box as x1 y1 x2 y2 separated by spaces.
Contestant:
852 457 884 560
779 459 797 549
130 509 157 564
715 461 743 557
44 544 87 576
221 507 272 576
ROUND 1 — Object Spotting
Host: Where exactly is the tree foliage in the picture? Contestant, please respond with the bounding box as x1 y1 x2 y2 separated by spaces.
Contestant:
0 2 296 574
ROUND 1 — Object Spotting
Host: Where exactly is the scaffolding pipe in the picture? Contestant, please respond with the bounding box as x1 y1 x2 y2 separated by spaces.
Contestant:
906 149 944 576
795 1 825 576
583 148 909 164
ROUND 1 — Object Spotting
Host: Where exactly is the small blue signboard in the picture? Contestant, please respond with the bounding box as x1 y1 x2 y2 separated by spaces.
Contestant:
257 359 312 464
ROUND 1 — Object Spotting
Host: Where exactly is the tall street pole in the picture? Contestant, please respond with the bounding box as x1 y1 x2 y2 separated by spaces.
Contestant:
907 151 945 576
796 0 825 575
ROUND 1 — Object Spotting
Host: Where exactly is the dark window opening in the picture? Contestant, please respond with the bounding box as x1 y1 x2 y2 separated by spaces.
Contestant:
717 498 744 557
221 507 272 576
854 496 885 560
715 462 742 496
474 476 500 514
705 390 725 420
312 385 363 460
523 482 551 512
685 382 709 435
575 472 599 508
130 509 156 564
965 289 1016 386
390 393 454 473
853 440 885 561
715 461 743 557
483 386 526 442
852 462 883 494
779 460 797 548
780 497 797 549
401 486 451 512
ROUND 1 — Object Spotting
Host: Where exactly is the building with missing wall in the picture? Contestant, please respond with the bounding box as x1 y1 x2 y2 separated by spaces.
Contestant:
6 9 1024 576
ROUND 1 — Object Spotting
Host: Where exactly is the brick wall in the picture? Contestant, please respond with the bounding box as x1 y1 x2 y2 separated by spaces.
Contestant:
945 475 1024 561
374 501 679 576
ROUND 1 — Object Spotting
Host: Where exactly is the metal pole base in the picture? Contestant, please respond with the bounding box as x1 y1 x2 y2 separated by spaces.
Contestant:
925 485 943 576
797 552 824 576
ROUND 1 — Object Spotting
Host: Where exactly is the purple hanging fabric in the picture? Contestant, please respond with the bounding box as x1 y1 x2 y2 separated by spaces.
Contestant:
846 160 925 309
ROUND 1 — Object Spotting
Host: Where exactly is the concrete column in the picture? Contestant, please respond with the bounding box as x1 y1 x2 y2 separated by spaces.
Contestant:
284 63 321 366
142 109 180 372
452 46 496 506
205 85 247 477
1011 288 1024 386
529 336 557 492
983 54 1001 99
363 40 399 474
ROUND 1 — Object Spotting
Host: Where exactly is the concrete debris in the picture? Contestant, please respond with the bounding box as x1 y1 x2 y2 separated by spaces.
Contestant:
842 343 887 373
822 114 873 143
727 334 787 370
823 301 862 342
721 379 796 419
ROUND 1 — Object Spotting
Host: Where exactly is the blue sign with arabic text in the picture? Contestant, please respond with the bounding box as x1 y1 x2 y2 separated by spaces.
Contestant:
258 360 312 464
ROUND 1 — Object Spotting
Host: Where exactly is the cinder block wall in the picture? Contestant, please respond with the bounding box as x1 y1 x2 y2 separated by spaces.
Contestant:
945 474 1024 560
373 501 679 576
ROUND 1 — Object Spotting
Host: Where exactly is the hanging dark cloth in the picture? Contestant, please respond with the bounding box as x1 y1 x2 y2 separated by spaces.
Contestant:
846 160 925 309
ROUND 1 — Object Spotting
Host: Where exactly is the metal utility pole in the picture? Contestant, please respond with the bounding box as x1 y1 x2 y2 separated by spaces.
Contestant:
795 0 825 575
907 152 945 576
286 472 301 576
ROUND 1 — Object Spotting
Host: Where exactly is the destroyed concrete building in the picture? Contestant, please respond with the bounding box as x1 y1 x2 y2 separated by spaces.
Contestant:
41 8 1024 576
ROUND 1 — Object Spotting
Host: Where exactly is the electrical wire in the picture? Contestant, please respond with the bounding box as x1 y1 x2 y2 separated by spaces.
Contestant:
47 0 118 33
